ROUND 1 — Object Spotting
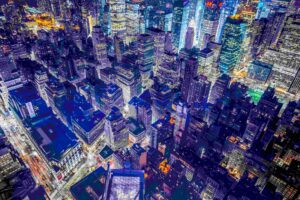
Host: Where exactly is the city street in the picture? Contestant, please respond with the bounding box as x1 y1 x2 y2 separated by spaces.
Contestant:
0 113 56 194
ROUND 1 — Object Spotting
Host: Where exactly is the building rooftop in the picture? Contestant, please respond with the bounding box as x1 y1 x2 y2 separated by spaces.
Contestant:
30 115 79 162
73 110 106 133
107 169 145 200
70 167 107 200
127 117 146 136
9 84 40 104
106 107 123 121
129 96 151 110
99 145 114 160
131 143 146 156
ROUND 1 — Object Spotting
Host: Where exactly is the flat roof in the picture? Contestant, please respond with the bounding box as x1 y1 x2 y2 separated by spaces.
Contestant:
127 117 145 136
73 110 106 133
99 145 114 160
70 167 107 200
131 143 146 155
107 169 145 200
9 84 40 104
129 96 151 110
106 107 123 121
30 115 79 162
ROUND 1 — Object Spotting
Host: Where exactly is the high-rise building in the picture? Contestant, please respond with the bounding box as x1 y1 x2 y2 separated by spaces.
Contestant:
156 55 181 89
187 75 211 107
181 57 198 101
126 1 140 44
173 100 188 136
105 107 129 150
137 34 154 90
194 0 205 46
216 0 238 42
219 16 247 73
260 15 300 94
130 143 147 169
165 31 174 53
150 79 174 120
172 0 190 51
198 0 223 49
116 60 142 108
128 96 152 131
208 74 230 104
114 33 125 63
0 53 23 109
34 68 49 104
147 28 165 67
109 0 126 39
198 48 215 75
72 110 106 145
0 144 23 181
185 26 195 49
92 26 110 72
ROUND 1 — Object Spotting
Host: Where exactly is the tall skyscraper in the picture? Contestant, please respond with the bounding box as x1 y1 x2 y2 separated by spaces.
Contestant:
208 74 230 104
126 1 141 44
128 96 152 132
260 14 300 94
105 107 129 150
137 34 154 90
199 0 223 49
92 26 110 73
219 15 247 73
216 0 238 42
187 75 211 108
116 57 142 108
181 57 198 102
173 100 188 135
147 28 165 67
172 0 190 51
34 68 49 105
185 26 195 49
109 0 126 39
114 33 125 63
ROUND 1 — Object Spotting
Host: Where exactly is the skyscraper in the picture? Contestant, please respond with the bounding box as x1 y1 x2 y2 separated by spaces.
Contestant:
216 0 238 42
208 74 230 104
147 28 165 67
105 107 129 150
187 75 211 107
173 100 188 136
260 14 300 94
172 0 190 51
137 34 154 90
109 0 126 39
92 26 111 74
219 16 246 73
185 26 195 49
34 68 49 105
128 96 152 131
199 0 223 49
181 57 198 102
126 1 141 44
